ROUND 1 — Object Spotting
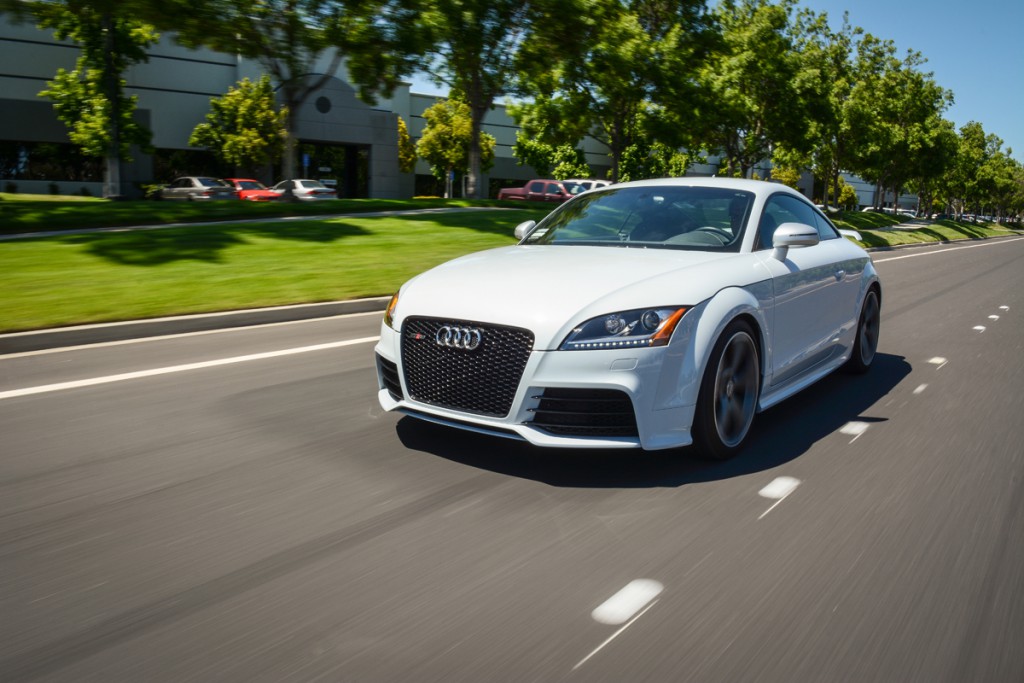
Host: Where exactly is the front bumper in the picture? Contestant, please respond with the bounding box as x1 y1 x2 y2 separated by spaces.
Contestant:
374 322 698 450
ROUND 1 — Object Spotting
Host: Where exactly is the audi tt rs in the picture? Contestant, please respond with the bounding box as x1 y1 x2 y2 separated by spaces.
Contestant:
374 178 881 459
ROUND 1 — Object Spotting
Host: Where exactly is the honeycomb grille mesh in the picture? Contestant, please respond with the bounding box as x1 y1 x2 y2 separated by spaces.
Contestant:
401 317 534 417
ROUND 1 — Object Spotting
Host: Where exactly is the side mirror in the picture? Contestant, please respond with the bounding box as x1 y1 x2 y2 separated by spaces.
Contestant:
514 220 536 240
772 222 819 261
839 228 861 241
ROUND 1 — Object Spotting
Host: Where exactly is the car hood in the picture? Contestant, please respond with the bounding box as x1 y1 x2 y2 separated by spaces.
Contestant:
393 245 768 349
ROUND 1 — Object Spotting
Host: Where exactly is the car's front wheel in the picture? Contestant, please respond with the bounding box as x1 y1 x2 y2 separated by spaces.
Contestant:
845 288 880 374
693 320 760 460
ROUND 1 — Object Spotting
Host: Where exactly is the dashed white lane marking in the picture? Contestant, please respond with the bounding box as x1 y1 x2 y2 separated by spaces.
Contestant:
989 315 1000 321
575 580 663 670
1000 306 1010 311
914 384 928 395
758 476 801 519
928 357 948 369
973 326 986 333
0 336 380 401
592 580 664 626
840 421 871 443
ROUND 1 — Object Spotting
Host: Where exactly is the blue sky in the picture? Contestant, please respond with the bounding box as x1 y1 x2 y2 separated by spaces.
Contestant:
410 0 1023 162
802 0 1023 161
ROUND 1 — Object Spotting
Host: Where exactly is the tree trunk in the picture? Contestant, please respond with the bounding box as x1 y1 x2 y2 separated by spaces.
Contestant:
466 106 484 199
102 12 122 199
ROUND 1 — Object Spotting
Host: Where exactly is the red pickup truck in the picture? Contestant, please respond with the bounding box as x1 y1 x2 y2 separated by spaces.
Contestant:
497 179 581 202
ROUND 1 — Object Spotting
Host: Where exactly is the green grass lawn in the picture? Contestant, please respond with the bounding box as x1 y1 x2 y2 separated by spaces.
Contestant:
1 207 550 332
1 199 1019 333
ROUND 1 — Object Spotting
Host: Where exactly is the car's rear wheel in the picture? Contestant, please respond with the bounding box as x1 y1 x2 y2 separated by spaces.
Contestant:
845 288 880 374
693 320 760 460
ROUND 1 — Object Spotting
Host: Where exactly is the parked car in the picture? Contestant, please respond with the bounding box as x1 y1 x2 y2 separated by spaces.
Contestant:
270 179 338 200
223 178 279 202
159 177 239 201
497 179 583 202
374 177 881 459
565 178 612 192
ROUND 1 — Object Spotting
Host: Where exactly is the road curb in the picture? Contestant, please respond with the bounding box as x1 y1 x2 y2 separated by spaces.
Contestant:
0 297 390 355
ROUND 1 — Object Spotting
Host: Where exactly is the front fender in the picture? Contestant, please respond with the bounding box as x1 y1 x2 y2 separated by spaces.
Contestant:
654 282 772 412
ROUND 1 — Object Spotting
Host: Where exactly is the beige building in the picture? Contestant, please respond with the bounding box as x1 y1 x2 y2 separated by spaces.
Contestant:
0 18 611 199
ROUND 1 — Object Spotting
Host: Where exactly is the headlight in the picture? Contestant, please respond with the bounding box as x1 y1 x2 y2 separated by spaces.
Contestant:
560 307 688 350
384 291 400 329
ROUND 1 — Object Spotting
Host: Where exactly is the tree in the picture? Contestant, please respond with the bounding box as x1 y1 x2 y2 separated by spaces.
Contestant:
514 0 713 182
155 0 423 180
29 1 157 197
397 116 416 174
699 0 815 178
416 98 495 197
511 133 591 180
417 0 561 198
619 140 693 182
788 10 862 209
189 75 288 175
845 36 952 209
550 145 592 180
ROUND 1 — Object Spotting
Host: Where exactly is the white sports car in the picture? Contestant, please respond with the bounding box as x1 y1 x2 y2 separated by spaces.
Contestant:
374 178 881 459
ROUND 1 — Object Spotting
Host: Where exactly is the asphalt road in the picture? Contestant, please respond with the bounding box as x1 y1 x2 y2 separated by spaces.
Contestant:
2 237 1023 682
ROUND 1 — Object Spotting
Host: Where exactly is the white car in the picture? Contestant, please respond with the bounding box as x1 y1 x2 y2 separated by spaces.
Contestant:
270 179 337 200
374 178 881 459
566 178 612 192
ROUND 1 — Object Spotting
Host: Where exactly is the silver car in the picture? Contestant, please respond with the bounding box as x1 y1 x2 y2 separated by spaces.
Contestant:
159 177 239 201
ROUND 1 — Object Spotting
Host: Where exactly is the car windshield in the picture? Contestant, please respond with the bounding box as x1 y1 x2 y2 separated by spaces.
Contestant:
198 177 227 187
235 180 266 190
522 186 755 252
299 180 325 189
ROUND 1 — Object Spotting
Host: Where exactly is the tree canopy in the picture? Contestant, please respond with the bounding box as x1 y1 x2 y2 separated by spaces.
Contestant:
189 75 288 175
416 98 495 197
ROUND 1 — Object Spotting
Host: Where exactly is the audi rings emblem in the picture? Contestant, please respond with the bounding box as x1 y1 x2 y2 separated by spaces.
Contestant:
436 325 483 350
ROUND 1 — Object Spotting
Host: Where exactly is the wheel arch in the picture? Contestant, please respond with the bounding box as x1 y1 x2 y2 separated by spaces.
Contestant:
690 285 770 397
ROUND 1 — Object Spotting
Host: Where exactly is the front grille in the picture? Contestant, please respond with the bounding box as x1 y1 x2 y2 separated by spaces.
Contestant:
529 388 639 437
376 354 402 401
401 317 534 417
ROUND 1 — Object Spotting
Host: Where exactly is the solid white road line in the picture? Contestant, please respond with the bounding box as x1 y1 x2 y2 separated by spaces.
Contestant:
0 336 379 401
872 236 1024 263
0 311 383 360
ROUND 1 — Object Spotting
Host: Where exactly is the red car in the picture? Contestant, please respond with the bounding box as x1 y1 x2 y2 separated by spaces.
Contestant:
223 178 279 202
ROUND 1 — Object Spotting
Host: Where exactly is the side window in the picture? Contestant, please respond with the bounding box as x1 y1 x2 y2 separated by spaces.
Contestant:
756 194 818 249
528 182 544 193
812 211 841 240
547 183 561 194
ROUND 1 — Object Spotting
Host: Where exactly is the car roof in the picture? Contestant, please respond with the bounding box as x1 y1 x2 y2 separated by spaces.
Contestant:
608 177 802 199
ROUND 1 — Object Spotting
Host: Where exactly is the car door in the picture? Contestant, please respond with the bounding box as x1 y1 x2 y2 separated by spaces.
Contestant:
164 178 188 200
526 181 547 201
756 193 848 389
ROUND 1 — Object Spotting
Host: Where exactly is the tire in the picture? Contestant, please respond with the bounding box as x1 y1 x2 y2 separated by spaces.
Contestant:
845 288 880 374
693 320 761 460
